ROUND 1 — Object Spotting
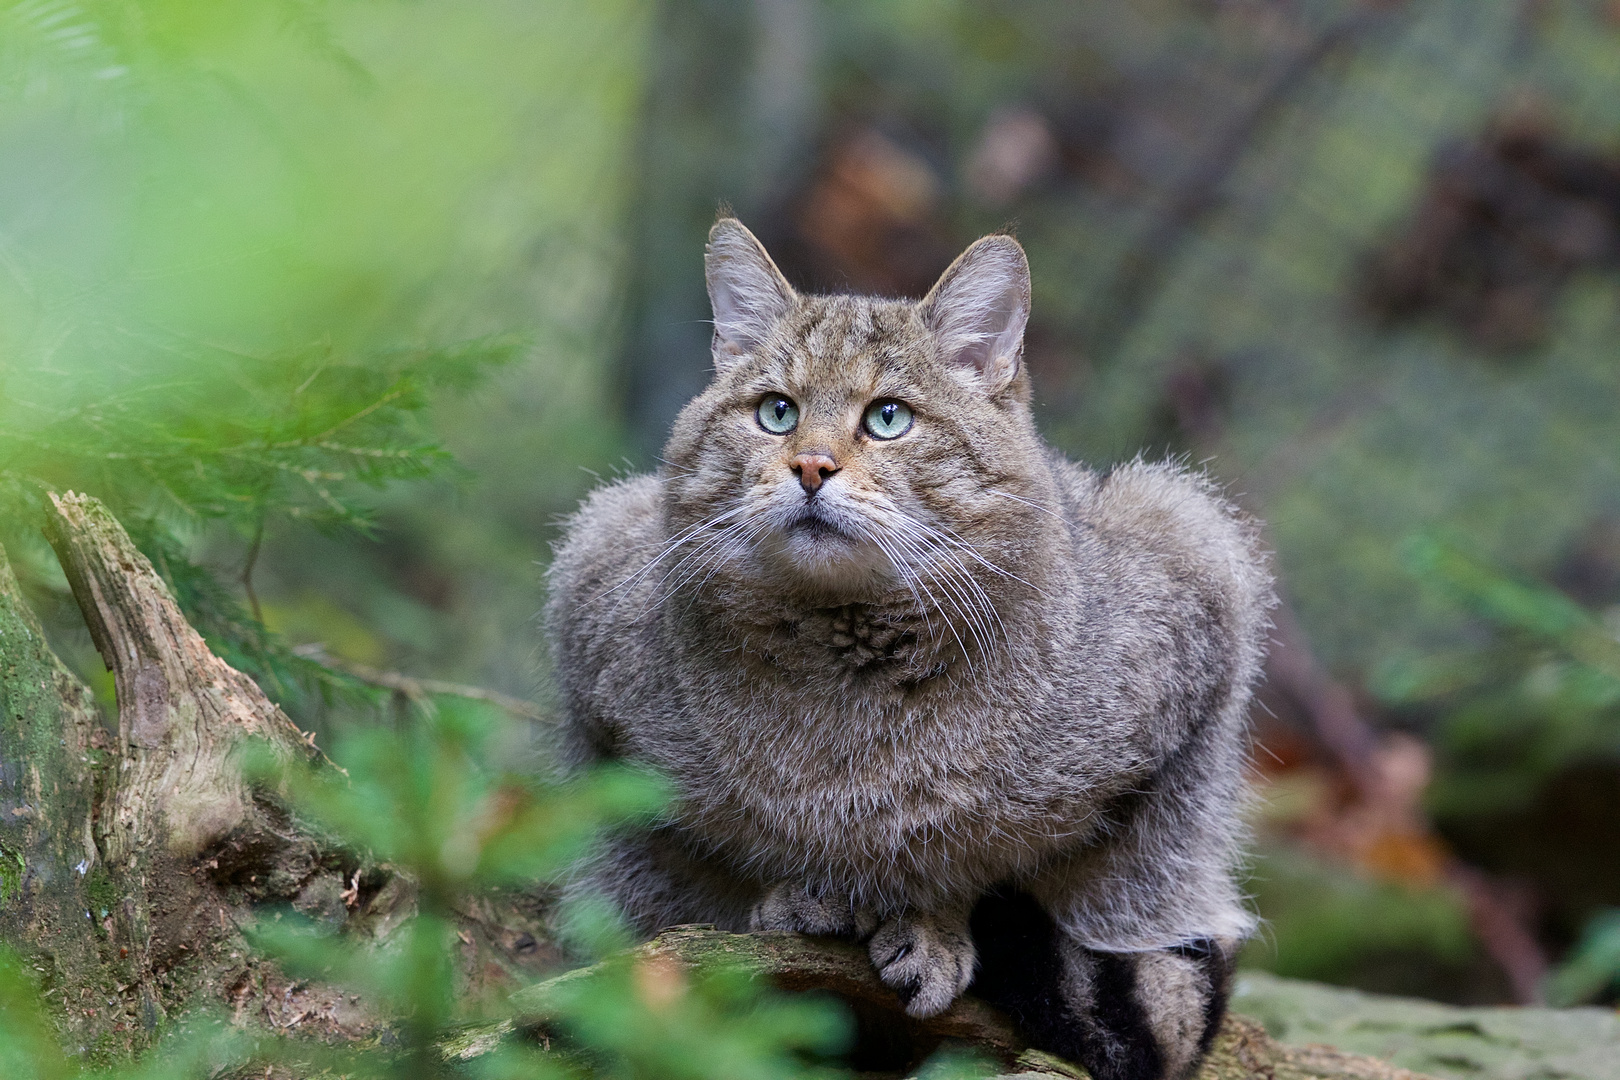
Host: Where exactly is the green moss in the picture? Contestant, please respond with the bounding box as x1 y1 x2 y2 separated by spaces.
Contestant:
0 843 22 905
84 866 117 921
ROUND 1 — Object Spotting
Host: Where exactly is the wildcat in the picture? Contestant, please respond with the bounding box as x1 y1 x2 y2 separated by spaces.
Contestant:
547 218 1273 1080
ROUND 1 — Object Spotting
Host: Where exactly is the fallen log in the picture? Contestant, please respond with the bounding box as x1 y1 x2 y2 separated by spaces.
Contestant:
449 926 1444 1080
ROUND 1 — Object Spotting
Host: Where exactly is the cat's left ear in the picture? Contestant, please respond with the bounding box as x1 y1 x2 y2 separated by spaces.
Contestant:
917 235 1031 393
706 218 797 370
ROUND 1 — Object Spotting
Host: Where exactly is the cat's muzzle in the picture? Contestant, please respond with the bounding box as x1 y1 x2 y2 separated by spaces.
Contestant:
787 507 848 540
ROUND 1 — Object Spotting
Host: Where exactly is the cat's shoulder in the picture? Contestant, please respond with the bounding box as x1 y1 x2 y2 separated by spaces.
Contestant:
548 473 664 600
1048 452 1266 574
1092 457 1252 544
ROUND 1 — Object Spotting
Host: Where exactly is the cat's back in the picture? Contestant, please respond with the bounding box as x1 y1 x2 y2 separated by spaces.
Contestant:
1045 453 1272 748
1074 456 1269 622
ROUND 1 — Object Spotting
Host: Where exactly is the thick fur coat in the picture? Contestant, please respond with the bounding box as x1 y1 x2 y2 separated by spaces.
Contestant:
547 220 1274 1080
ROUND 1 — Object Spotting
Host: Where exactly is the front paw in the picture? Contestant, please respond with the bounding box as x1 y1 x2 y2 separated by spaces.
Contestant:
868 913 977 1019
749 882 877 938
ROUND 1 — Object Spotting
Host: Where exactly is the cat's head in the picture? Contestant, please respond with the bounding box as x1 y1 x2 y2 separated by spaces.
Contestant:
661 218 1051 608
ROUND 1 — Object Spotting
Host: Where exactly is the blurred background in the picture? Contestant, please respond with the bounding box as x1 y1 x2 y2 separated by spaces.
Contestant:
3 0 1620 1009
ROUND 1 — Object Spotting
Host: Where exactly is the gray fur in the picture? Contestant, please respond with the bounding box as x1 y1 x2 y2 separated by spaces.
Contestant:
866 901 978 1018
751 881 880 939
547 219 1272 1079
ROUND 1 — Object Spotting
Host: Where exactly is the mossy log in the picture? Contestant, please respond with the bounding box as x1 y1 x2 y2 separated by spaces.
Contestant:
1232 970 1620 1080
0 529 109 1052
449 926 1443 1080
1 493 331 1056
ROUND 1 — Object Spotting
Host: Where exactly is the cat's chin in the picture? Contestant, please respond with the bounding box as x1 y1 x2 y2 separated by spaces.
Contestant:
761 518 894 599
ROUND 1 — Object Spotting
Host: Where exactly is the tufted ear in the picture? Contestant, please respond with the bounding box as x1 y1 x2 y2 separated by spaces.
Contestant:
917 235 1031 393
705 218 796 370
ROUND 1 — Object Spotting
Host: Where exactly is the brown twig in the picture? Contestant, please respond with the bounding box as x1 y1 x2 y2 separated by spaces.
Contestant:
1267 602 1551 1002
1265 604 1385 798
293 644 549 724
1447 862 1550 1005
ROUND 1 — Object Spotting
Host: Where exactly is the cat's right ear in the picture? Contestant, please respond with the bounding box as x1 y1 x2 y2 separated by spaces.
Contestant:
705 218 796 371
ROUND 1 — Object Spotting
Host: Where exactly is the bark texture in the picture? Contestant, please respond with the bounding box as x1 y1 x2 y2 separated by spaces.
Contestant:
40 491 311 859
32 491 333 1050
2 495 361 1053
0 539 109 1052
466 926 1447 1080
0 494 561 1057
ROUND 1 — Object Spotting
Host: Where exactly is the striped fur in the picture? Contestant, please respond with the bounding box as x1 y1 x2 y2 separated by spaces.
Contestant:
547 219 1272 1079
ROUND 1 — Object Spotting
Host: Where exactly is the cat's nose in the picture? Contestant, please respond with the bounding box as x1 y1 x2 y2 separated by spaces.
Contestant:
790 452 839 495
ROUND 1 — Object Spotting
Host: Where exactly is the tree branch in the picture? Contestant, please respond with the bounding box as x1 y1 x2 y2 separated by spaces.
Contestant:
451 927 1442 1080
293 644 549 724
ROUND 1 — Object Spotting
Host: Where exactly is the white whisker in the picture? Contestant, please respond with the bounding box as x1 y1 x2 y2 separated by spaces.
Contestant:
584 504 750 605
881 525 993 667
884 514 1010 652
986 487 1069 527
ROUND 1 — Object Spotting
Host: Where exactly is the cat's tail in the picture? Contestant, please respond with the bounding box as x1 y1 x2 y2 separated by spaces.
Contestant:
969 887 1234 1080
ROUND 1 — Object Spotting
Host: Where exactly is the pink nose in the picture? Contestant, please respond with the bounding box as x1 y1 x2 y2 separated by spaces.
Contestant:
790 452 839 494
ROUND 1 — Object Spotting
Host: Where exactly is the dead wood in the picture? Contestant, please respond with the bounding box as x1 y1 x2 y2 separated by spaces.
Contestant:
41 491 314 860
0 539 112 1049
0 493 564 1054
291 642 549 723
452 926 1442 1080
1 491 344 1048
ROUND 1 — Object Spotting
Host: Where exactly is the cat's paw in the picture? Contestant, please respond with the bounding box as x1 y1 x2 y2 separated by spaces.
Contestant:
868 912 977 1019
749 882 877 938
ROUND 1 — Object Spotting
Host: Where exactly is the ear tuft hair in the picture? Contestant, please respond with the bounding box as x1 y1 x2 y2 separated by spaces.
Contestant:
917 235 1031 393
705 218 796 371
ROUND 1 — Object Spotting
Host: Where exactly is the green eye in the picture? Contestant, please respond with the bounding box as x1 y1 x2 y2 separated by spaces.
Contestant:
756 394 799 434
863 399 913 440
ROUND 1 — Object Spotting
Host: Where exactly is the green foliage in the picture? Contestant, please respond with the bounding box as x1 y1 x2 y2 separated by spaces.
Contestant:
0 0 525 538
0 946 73 1080
0 698 862 1077
1376 533 1620 816
1545 909 1620 1007
242 700 853 1078
1379 534 1620 1003
1242 844 1476 988
0 0 647 707
0 337 519 722
0 339 516 536
541 954 850 1080
246 700 669 911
